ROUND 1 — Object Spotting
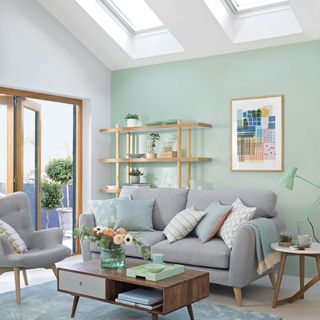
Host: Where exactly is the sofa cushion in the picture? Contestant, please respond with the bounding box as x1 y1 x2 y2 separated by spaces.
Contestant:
151 237 230 269
163 207 205 243
114 199 155 231
120 188 188 231
90 231 166 259
186 188 277 218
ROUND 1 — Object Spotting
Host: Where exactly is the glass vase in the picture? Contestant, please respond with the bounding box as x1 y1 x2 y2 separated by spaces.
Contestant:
100 246 125 269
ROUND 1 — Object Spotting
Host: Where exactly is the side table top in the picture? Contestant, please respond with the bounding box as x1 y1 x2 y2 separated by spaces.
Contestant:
271 242 320 255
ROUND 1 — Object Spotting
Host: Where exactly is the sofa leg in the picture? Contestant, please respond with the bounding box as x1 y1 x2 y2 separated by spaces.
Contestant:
22 270 28 286
269 272 276 289
233 287 242 306
14 267 21 304
51 264 58 279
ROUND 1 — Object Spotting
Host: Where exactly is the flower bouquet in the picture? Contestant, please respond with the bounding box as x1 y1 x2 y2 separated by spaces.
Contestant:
74 226 150 269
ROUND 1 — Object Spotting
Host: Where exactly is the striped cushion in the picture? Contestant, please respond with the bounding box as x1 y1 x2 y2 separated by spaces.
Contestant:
0 219 27 253
163 207 205 243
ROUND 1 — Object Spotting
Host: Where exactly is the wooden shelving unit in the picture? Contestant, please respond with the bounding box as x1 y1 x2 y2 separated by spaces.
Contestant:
100 121 213 197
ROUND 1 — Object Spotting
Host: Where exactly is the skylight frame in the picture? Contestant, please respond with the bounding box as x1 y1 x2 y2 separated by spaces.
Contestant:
96 0 167 36
225 0 289 14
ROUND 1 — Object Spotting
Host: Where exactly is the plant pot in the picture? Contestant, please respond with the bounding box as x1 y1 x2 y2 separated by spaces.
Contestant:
278 242 292 247
130 176 140 184
126 119 138 127
100 246 125 269
56 207 73 237
146 153 157 158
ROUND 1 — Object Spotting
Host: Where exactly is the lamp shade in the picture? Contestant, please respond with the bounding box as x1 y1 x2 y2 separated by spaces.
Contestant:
279 167 298 190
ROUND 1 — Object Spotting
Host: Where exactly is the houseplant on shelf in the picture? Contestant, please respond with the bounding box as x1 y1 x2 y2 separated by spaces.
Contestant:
74 226 150 268
41 179 62 229
129 168 143 184
146 132 160 158
46 157 73 235
124 113 139 127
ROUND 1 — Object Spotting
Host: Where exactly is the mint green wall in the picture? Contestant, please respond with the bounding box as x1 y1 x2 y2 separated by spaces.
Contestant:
112 40 320 276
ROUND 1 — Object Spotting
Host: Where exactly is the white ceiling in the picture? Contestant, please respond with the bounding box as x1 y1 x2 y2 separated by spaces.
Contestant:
38 0 320 70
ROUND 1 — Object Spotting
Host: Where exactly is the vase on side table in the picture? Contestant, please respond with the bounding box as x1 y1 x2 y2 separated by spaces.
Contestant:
100 246 125 269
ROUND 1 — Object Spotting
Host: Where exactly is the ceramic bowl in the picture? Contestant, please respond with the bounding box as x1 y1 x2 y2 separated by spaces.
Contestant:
127 153 145 158
145 264 165 273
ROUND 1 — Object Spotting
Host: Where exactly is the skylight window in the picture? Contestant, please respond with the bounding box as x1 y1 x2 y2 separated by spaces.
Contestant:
97 0 166 35
226 0 288 13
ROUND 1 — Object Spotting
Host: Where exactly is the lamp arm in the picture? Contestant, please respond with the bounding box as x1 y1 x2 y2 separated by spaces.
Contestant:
298 195 320 223
296 175 320 189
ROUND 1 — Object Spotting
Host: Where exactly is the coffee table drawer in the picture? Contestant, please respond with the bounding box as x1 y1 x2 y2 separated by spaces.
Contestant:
59 270 106 300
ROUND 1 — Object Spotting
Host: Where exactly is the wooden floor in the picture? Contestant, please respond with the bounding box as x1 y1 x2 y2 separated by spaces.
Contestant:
0 255 319 320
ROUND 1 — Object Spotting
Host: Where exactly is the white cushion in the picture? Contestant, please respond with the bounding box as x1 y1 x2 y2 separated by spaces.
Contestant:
0 219 27 253
163 207 205 243
219 198 256 249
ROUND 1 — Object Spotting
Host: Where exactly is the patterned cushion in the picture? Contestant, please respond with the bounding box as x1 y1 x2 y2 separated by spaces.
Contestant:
0 219 27 253
219 198 256 249
163 207 205 243
88 199 117 228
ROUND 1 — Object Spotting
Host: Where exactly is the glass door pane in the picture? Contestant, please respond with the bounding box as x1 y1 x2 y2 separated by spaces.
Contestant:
23 107 38 227
0 101 7 195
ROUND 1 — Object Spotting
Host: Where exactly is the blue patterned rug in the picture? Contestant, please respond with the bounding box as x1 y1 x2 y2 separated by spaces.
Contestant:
0 281 281 320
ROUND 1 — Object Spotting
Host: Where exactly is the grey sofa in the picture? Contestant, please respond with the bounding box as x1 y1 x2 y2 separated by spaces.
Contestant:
79 187 284 306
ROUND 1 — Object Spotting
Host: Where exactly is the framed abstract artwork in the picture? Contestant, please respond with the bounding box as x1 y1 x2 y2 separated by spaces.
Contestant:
231 95 284 172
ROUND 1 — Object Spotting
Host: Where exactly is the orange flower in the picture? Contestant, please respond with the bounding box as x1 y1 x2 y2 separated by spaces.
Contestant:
116 227 127 235
113 234 124 245
103 228 115 238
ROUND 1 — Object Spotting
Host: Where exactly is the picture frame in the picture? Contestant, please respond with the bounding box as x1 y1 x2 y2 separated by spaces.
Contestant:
230 95 284 172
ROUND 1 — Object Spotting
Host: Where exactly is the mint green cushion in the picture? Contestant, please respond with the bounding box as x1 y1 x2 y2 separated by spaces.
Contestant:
114 199 155 231
88 199 117 228
195 201 232 243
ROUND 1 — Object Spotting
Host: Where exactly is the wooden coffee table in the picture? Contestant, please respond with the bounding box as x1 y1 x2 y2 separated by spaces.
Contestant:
57 259 209 319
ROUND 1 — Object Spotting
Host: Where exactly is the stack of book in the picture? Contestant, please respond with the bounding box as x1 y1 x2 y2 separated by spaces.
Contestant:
116 288 163 310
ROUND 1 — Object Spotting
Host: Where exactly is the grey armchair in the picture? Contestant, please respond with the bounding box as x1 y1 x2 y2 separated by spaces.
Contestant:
0 192 71 304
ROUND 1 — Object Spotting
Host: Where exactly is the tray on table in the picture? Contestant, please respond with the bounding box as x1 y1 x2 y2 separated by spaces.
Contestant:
126 263 185 281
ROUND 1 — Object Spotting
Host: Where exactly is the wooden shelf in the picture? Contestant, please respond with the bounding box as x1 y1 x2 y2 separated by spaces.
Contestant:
99 157 212 164
100 122 212 133
99 188 120 193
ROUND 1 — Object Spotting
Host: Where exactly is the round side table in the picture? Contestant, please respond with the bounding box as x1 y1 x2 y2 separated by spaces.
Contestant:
271 242 320 308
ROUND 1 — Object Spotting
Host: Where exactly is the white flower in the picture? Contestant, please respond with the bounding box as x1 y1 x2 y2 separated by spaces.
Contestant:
124 234 133 246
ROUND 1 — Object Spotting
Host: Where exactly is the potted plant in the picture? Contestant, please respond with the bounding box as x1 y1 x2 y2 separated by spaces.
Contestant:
45 157 73 234
146 132 160 158
74 226 150 269
41 179 62 229
129 168 143 184
279 232 293 247
124 113 139 127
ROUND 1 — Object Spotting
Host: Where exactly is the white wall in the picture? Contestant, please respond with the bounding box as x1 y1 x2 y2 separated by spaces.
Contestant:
0 0 112 210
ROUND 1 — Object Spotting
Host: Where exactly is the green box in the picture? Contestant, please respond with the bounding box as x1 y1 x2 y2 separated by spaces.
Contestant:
126 264 185 281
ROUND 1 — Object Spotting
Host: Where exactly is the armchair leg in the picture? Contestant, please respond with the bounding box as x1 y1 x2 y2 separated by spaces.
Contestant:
233 287 242 306
22 270 28 286
14 267 21 304
51 264 58 279
269 272 276 289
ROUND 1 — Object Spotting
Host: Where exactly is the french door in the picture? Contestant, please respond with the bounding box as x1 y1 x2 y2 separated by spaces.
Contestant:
0 95 41 229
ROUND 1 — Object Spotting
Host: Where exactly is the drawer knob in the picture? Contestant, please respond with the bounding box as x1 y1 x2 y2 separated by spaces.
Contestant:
79 281 83 286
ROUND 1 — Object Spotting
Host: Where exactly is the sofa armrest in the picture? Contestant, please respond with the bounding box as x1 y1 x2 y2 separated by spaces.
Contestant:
79 213 96 261
30 228 64 249
228 216 284 288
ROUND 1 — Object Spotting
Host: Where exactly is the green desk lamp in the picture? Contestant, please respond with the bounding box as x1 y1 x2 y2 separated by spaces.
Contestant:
280 167 320 242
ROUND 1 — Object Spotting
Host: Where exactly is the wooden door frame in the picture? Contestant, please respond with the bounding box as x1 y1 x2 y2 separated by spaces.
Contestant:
0 87 83 253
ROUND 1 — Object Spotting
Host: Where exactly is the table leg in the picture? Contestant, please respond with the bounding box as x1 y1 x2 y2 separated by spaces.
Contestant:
272 253 287 308
151 314 158 320
300 255 305 299
71 295 80 318
187 304 194 320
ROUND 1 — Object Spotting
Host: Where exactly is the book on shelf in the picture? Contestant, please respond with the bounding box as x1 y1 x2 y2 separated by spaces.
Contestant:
117 288 162 305
115 298 163 310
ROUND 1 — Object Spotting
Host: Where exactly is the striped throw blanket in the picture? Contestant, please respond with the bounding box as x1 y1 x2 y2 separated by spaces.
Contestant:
244 218 280 275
